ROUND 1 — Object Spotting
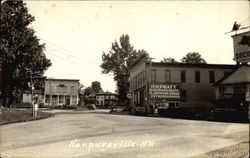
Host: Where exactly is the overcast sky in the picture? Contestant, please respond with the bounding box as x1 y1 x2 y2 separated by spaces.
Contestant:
25 1 249 92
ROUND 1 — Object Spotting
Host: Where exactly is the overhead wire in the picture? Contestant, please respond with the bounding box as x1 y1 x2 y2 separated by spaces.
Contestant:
40 38 101 65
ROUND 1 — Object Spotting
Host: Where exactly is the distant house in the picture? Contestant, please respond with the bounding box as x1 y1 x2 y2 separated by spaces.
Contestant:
96 92 118 107
44 79 80 106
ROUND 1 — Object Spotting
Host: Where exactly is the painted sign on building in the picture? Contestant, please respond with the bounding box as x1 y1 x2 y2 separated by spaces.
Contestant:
149 83 180 100
232 31 250 63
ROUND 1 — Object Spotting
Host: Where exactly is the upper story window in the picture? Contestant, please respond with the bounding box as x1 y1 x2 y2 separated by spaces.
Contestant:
49 86 53 93
151 69 156 82
143 70 145 83
165 70 171 82
56 86 60 93
195 71 200 83
180 70 186 83
70 86 74 93
209 71 215 83
63 86 67 93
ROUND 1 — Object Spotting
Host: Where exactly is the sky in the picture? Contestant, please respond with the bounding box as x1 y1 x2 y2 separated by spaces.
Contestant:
25 0 249 92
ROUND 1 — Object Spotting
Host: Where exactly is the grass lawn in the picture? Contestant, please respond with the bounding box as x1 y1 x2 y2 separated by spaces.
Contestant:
0 107 53 125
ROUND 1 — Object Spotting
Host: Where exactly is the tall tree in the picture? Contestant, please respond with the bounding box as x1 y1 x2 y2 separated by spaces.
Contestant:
91 81 103 93
180 52 207 64
161 57 178 63
100 34 147 103
0 0 51 106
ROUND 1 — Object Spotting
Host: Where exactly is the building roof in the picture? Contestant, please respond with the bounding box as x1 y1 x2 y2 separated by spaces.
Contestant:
148 62 239 69
129 54 148 69
46 78 80 82
96 92 117 96
129 55 239 70
214 64 250 86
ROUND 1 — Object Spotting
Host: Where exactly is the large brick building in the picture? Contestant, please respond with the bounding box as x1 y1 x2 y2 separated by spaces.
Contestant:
129 55 238 114
44 79 80 106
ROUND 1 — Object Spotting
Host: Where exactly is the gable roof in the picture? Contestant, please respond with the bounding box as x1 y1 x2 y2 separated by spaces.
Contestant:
214 64 250 86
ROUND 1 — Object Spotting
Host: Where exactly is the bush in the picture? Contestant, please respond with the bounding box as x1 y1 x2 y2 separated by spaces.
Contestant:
11 102 33 108
86 104 96 110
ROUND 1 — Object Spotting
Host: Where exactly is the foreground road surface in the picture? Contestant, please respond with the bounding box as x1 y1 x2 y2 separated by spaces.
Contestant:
0 109 249 158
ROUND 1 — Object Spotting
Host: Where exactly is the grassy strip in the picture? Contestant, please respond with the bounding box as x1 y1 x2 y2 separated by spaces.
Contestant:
0 108 53 125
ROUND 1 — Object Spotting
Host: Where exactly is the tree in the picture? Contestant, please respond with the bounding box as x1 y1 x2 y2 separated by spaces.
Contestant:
161 57 178 63
100 34 147 103
83 87 95 96
180 52 207 64
0 0 51 106
91 81 103 93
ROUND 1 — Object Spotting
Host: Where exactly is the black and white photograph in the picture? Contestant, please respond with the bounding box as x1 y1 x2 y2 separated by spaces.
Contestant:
0 0 249 157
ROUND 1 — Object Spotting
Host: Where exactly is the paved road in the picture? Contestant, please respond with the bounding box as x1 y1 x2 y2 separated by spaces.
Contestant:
0 109 249 158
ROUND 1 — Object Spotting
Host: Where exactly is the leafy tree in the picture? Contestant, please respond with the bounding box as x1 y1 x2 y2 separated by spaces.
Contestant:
100 34 147 104
91 81 103 93
83 87 95 96
0 0 51 106
180 52 207 64
161 57 178 63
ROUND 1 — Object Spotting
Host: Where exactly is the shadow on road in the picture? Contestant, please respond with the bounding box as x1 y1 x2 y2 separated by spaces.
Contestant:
158 111 249 124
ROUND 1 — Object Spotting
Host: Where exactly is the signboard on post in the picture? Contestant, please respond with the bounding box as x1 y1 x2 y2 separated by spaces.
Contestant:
149 83 180 100
232 31 250 63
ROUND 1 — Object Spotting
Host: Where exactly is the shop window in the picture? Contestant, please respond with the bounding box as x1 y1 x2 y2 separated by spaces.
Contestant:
165 70 171 82
45 95 50 103
180 71 186 83
59 95 64 104
195 71 200 83
209 71 215 83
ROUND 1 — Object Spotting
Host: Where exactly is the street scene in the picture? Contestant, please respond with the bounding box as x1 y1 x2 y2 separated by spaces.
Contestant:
1 109 249 158
0 0 249 158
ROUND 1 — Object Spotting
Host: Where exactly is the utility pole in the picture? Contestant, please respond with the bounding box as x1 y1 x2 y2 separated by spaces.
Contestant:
147 57 155 114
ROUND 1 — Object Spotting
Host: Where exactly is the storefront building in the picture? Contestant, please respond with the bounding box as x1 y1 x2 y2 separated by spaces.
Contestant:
214 65 249 112
44 79 80 106
129 55 239 114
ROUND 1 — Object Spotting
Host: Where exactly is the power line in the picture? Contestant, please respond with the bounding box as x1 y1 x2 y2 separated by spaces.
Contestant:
40 38 101 64
45 44 100 67
46 51 99 70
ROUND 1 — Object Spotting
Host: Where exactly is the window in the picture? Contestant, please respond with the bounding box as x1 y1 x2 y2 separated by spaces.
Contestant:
180 71 186 83
165 70 171 82
70 86 74 93
49 86 53 93
143 70 145 83
59 95 64 104
219 87 226 95
56 86 60 93
195 71 200 83
151 69 156 82
209 71 215 83
234 86 243 94
63 87 67 93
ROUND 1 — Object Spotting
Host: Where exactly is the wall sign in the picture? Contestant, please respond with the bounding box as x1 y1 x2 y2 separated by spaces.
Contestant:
149 83 180 100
